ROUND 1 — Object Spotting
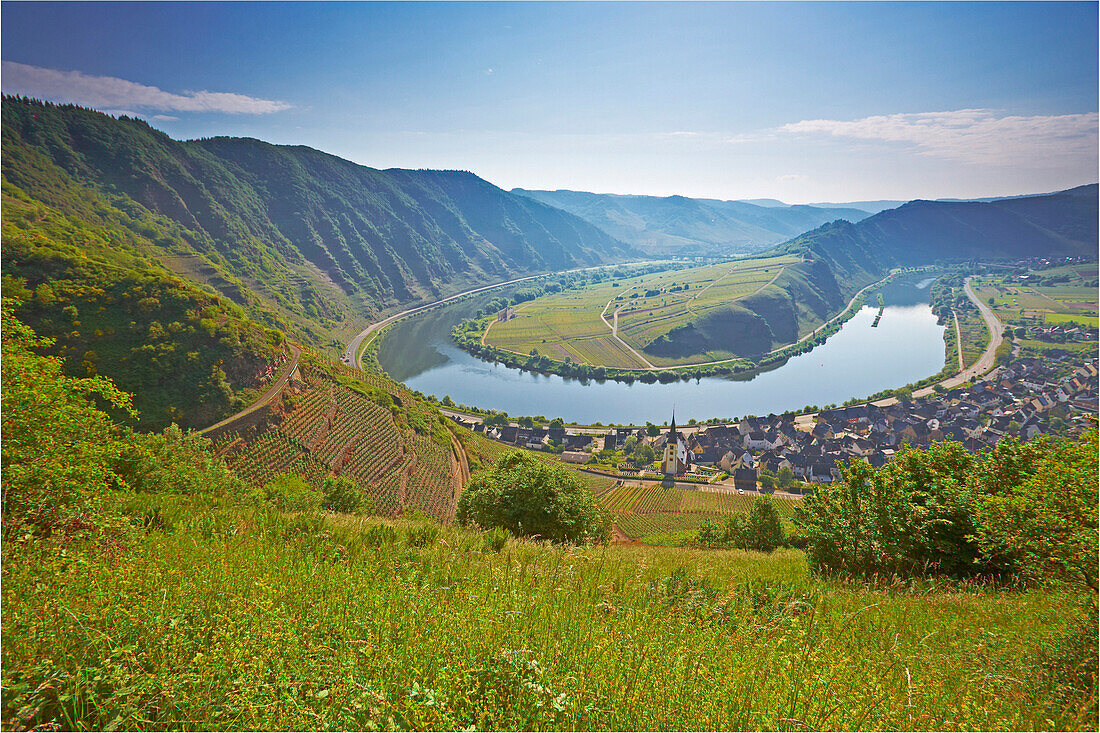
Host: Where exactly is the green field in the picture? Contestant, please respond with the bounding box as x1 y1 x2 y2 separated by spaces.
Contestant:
485 255 802 368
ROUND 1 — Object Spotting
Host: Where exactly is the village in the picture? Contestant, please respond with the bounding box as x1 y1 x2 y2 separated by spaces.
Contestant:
447 353 1099 493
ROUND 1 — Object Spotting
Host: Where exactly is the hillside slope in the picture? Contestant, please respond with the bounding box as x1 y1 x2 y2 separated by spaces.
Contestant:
642 186 1097 361
513 188 871 255
779 185 1099 278
2 98 635 344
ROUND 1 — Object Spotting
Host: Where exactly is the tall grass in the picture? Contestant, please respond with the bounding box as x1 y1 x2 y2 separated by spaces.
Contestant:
2 493 1094 730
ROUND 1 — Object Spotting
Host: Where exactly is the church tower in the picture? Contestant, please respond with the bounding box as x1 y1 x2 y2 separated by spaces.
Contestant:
662 411 689 475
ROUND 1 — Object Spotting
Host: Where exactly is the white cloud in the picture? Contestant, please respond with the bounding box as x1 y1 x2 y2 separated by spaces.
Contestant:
152 114 180 122
779 109 1098 166
1 61 291 114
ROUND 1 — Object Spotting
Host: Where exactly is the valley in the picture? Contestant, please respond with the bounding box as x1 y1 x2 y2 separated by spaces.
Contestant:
2 87 1097 733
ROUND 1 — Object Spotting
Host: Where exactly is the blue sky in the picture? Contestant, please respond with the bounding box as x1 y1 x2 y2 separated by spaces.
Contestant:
3 1 1097 202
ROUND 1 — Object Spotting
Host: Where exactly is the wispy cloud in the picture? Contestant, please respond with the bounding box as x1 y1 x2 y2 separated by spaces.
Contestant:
2 61 291 114
779 109 1098 166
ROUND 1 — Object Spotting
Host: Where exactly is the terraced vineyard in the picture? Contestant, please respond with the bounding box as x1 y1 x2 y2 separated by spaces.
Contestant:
596 481 800 541
221 359 460 522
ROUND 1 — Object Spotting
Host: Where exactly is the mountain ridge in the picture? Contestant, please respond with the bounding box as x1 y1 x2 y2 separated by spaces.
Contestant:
2 97 636 345
512 188 873 256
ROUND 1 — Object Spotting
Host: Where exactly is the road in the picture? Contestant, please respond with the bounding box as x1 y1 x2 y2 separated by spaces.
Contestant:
199 344 302 435
912 275 1004 396
953 311 964 370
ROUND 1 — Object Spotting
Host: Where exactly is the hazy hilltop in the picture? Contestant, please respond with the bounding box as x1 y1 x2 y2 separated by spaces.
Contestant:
512 188 872 256
779 184 1099 281
2 98 635 343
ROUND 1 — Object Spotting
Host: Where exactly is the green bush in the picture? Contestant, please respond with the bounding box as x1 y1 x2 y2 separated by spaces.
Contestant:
793 433 1097 583
263 474 321 512
321 476 363 514
456 451 610 545
693 496 784 551
117 424 246 498
1 305 134 529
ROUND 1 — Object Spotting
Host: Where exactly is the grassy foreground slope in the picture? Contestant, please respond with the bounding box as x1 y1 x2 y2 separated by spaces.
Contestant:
4 497 1094 731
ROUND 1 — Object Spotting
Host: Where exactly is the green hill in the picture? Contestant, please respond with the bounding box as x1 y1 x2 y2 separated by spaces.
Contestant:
2 98 635 345
633 186 1097 361
779 185 1099 277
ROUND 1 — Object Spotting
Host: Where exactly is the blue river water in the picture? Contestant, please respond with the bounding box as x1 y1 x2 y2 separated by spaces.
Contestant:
377 275 945 424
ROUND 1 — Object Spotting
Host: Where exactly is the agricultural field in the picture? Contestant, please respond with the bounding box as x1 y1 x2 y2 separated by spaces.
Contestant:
219 359 461 522
595 481 800 542
484 254 801 368
972 271 1099 331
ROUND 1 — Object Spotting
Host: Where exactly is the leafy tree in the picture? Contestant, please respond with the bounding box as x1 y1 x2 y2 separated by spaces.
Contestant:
321 476 364 514
759 470 776 493
777 466 796 490
645 423 660 437
441 395 455 407
549 417 565 431
1 304 134 528
116 424 246 497
975 432 1098 591
622 435 639 455
745 495 784 552
456 451 610 544
635 443 656 465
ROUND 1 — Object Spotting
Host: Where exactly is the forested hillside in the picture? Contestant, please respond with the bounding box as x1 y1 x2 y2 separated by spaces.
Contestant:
778 185 1099 278
2 97 635 346
1 180 286 430
514 188 871 255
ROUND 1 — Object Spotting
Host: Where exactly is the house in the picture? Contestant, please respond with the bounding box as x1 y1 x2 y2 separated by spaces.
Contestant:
561 451 591 464
733 467 758 491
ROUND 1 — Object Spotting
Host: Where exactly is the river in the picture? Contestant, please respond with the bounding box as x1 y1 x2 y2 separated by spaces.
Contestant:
376 274 945 424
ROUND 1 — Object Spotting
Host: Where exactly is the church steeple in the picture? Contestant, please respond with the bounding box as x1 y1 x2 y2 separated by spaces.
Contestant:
668 410 677 440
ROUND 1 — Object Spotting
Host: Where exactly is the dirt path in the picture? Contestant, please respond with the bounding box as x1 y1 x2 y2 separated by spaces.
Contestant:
446 430 470 523
599 297 657 369
199 344 302 436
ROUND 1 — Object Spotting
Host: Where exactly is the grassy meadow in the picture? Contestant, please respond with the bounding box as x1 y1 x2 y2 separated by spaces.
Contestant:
485 255 801 368
3 492 1095 732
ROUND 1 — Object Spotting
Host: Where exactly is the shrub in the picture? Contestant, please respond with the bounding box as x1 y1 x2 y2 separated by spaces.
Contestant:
456 451 610 545
321 476 363 514
263 474 321 512
118 424 246 498
793 434 1097 582
745 495 784 552
2 305 134 529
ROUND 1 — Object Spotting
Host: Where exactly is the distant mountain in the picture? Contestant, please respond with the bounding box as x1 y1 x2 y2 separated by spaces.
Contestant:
779 185 1099 283
2 98 635 343
645 184 1098 361
512 189 872 256
803 200 907 214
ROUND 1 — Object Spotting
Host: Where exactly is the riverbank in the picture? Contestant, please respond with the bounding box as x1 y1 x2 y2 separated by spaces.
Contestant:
453 268 930 384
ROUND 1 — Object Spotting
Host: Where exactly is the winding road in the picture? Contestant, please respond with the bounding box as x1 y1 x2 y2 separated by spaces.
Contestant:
199 344 302 436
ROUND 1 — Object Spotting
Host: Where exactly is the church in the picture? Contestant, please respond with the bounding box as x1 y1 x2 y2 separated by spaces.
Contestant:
661 413 691 476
